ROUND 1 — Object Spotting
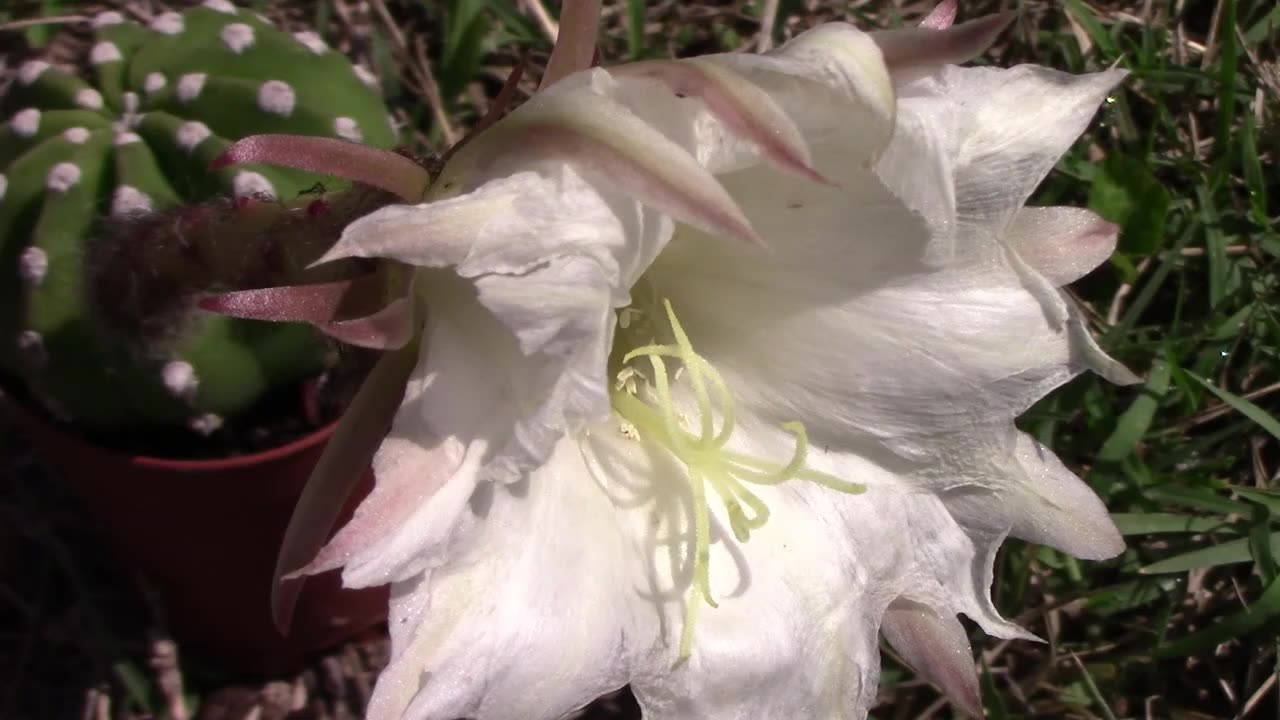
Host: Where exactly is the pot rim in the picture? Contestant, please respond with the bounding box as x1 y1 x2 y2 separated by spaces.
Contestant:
4 387 342 473
132 419 339 471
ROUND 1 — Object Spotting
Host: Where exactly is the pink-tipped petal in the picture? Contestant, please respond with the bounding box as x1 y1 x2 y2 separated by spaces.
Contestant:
882 600 984 718
528 122 762 246
1005 206 1118 287
469 87 762 246
199 271 415 349
316 295 414 350
921 0 958 29
271 342 418 634
611 60 829 185
288 434 466 579
540 0 603 90
212 134 430 201
874 12 1015 74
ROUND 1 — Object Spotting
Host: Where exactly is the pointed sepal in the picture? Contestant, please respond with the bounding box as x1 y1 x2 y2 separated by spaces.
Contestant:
882 599 984 719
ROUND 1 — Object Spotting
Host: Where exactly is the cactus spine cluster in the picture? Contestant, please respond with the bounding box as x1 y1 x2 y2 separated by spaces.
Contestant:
0 2 396 434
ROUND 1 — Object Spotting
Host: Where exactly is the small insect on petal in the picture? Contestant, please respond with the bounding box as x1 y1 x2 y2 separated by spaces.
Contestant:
611 59 829 185
483 88 763 246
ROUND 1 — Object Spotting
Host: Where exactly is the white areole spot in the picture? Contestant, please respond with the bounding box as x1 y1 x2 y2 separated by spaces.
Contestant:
17 331 46 365
63 127 90 144
150 12 185 35
0 174 7 202
90 41 123 65
112 186 153 216
144 72 167 95
233 171 275 199
114 131 142 146
123 91 141 114
162 360 200 400
333 116 362 142
176 121 212 152
189 413 223 435
353 64 379 89
18 61 49 86
203 0 239 14
18 247 48 285
293 31 327 55
92 11 125 27
47 162 81 192
177 73 207 103
256 80 295 117
221 23 255 53
11 108 41 137
75 88 104 110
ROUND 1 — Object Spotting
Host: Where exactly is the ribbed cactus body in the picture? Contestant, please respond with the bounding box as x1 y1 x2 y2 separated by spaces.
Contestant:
0 2 395 431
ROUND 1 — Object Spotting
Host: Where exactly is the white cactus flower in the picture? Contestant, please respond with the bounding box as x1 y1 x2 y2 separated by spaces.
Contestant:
270 11 1135 720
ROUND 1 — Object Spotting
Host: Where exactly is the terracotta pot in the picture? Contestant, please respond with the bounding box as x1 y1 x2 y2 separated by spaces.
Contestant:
21 411 387 674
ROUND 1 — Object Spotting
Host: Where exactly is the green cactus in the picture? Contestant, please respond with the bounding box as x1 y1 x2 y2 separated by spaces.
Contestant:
0 2 397 434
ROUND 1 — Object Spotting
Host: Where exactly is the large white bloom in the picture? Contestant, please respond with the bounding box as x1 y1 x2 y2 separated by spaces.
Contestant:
301 16 1136 720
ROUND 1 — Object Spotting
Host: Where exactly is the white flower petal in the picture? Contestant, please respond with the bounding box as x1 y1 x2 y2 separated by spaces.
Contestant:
310 19 1134 720
888 65 1126 245
327 266 619 585
367 439 636 720
649 177 1077 458
1065 297 1142 385
325 169 673 496
328 167 664 281
1006 433 1124 559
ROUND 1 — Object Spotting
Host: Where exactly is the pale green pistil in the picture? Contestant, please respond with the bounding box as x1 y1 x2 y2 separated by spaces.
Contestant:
609 300 865 660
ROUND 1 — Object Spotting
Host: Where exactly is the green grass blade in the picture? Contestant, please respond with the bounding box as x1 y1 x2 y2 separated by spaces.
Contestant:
1187 372 1280 441
1146 486 1252 516
1240 111 1268 222
1062 0 1121 59
1154 573 1280 657
1243 4 1280 44
1250 505 1278 582
1112 513 1232 535
1098 359 1171 461
1070 655 1119 720
1141 536 1270 574
1196 183 1230 309
626 0 646 59
1213 0 1239 162
1234 488 1280 516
